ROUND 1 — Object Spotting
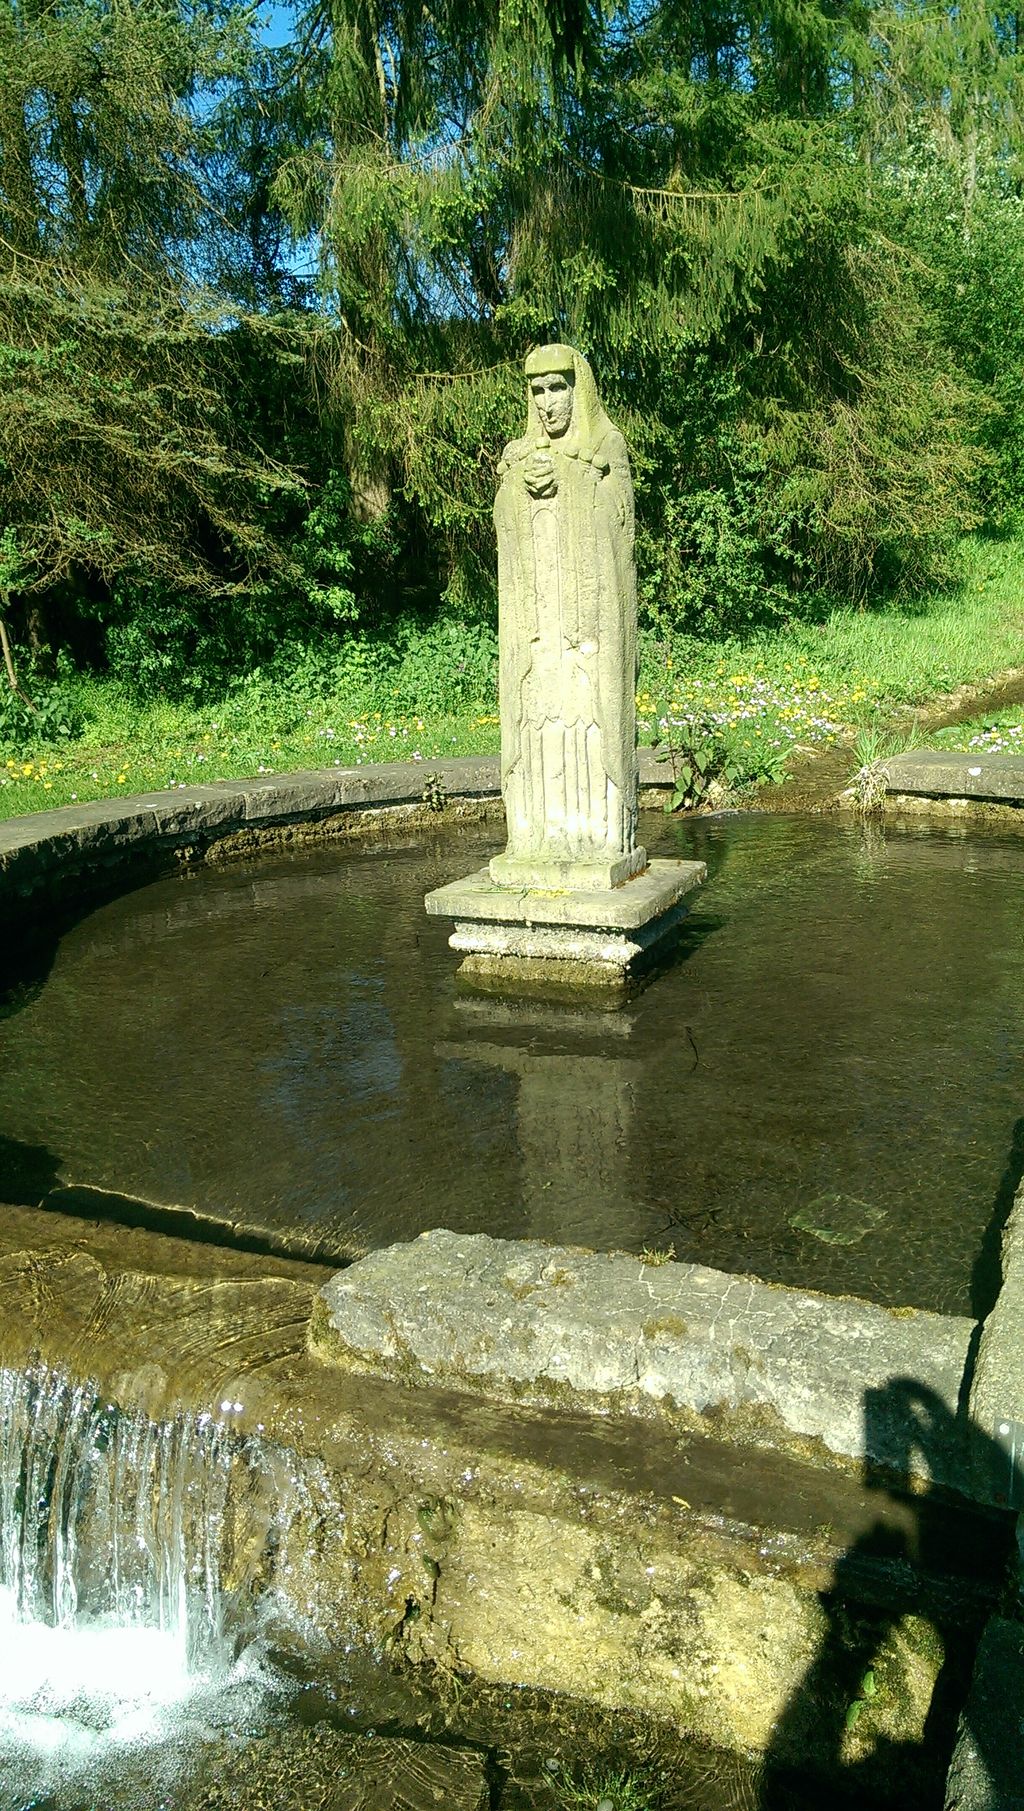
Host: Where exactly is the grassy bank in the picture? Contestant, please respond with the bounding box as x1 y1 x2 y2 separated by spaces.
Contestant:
2 535 1023 820
931 699 1024 756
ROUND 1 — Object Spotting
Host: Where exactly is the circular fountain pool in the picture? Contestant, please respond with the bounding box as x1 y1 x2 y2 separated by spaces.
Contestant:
1 812 1021 1315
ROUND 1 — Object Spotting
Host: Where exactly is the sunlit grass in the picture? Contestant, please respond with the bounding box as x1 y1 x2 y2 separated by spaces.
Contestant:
0 712 501 817
547 1762 665 1810
2 534 1023 820
642 533 1024 718
933 708 1024 755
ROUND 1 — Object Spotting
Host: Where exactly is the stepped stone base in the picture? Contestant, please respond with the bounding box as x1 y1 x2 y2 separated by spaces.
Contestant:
489 841 648 891
425 857 706 985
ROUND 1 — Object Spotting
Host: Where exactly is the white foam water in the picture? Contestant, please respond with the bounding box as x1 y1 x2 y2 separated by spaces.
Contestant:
0 1364 283 1807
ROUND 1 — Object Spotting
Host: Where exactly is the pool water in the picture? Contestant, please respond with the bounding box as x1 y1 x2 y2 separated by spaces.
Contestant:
1 813 1021 1314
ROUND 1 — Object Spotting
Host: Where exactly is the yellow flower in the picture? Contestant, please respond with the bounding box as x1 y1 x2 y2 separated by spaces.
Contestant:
116 772 127 784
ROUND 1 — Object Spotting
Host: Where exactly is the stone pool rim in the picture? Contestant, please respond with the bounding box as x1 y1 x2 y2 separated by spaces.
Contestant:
4 741 1024 913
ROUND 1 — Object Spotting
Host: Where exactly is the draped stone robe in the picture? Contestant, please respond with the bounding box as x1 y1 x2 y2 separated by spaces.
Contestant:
489 423 646 892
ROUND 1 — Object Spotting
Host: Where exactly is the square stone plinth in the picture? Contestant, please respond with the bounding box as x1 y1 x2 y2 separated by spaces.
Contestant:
425 858 705 984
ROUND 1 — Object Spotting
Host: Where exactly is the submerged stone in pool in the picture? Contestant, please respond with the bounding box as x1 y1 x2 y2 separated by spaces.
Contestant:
789 1195 888 1246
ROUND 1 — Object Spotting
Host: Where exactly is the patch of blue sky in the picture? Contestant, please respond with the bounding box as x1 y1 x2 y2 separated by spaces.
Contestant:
260 2 297 50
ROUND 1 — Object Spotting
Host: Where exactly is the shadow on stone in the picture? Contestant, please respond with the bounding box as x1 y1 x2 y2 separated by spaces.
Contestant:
970 1116 1024 1323
0 1129 62 1208
758 1378 1023 1809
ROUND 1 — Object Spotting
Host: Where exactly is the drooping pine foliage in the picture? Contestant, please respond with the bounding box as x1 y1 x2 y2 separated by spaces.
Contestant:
0 0 315 681
271 0 1012 620
0 0 1022 682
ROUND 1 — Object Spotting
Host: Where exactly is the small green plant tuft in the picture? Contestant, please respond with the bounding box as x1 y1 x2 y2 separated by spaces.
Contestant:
651 718 740 811
547 1761 666 1810
640 1245 676 1267
421 773 448 812
846 1666 881 1731
849 724 920 815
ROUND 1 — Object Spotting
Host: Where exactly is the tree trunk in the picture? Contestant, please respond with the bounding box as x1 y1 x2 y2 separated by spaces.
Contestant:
0 600 34 708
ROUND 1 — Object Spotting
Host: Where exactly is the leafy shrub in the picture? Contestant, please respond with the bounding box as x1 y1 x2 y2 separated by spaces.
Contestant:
389 616 497 714
0 681 84 748
211 614 497 736
652 700 792 808
289 470 358 625
101 577 285 702
638 484 795 641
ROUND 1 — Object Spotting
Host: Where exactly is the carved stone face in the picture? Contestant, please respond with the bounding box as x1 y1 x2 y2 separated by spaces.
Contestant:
529 371 574 438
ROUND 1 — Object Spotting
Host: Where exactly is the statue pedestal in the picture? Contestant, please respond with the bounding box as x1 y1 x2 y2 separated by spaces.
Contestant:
424 858 705 989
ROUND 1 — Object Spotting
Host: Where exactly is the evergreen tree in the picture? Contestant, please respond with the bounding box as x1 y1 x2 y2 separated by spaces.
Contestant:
271 0 987 623
0 0 305 668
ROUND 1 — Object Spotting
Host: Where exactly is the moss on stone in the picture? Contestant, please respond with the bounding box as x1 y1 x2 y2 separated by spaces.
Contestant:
642 1315 689 1341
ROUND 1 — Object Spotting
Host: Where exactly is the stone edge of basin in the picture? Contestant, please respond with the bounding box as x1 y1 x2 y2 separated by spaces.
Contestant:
968 1178 1024 1511
312 1227 981 1494
0 750 690 905
0 749 687 853
4 745 1021 891
875 750 1024 805
0 755 501 881
944 1616 1024 1810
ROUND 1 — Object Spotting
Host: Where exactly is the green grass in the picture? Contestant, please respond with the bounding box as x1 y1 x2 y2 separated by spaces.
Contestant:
2 533 1023 820
631 534 1024 791
0 687 500 817
932 706 1024 755
547 1762 664 1810
672 531 1024 708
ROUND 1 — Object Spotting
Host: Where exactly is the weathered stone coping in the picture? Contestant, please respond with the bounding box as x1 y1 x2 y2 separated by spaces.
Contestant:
944 1616 1024 1810
969 1178 1024 1511
0 749 689 892
836 747 1024 823
314 1228 978 1495
0 755 680 935
878 750 1024 803
0 755 501 902
4 742 1020 916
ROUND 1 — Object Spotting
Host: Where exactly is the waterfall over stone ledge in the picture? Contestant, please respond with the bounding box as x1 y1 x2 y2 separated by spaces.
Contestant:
0 1364 283 1801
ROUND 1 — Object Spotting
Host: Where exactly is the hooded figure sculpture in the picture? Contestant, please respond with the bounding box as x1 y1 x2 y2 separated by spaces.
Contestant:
489 344 646 891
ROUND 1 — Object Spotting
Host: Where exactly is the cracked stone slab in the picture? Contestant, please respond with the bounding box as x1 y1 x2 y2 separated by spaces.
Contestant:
313 1229 975 1487
881 750 1024 803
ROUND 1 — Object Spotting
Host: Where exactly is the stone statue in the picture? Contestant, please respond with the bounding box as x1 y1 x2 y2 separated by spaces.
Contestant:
424 342 705 986
488 344 647 891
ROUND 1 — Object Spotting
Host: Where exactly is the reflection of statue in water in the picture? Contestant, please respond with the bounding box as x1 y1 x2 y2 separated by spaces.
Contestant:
489 344 647 891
